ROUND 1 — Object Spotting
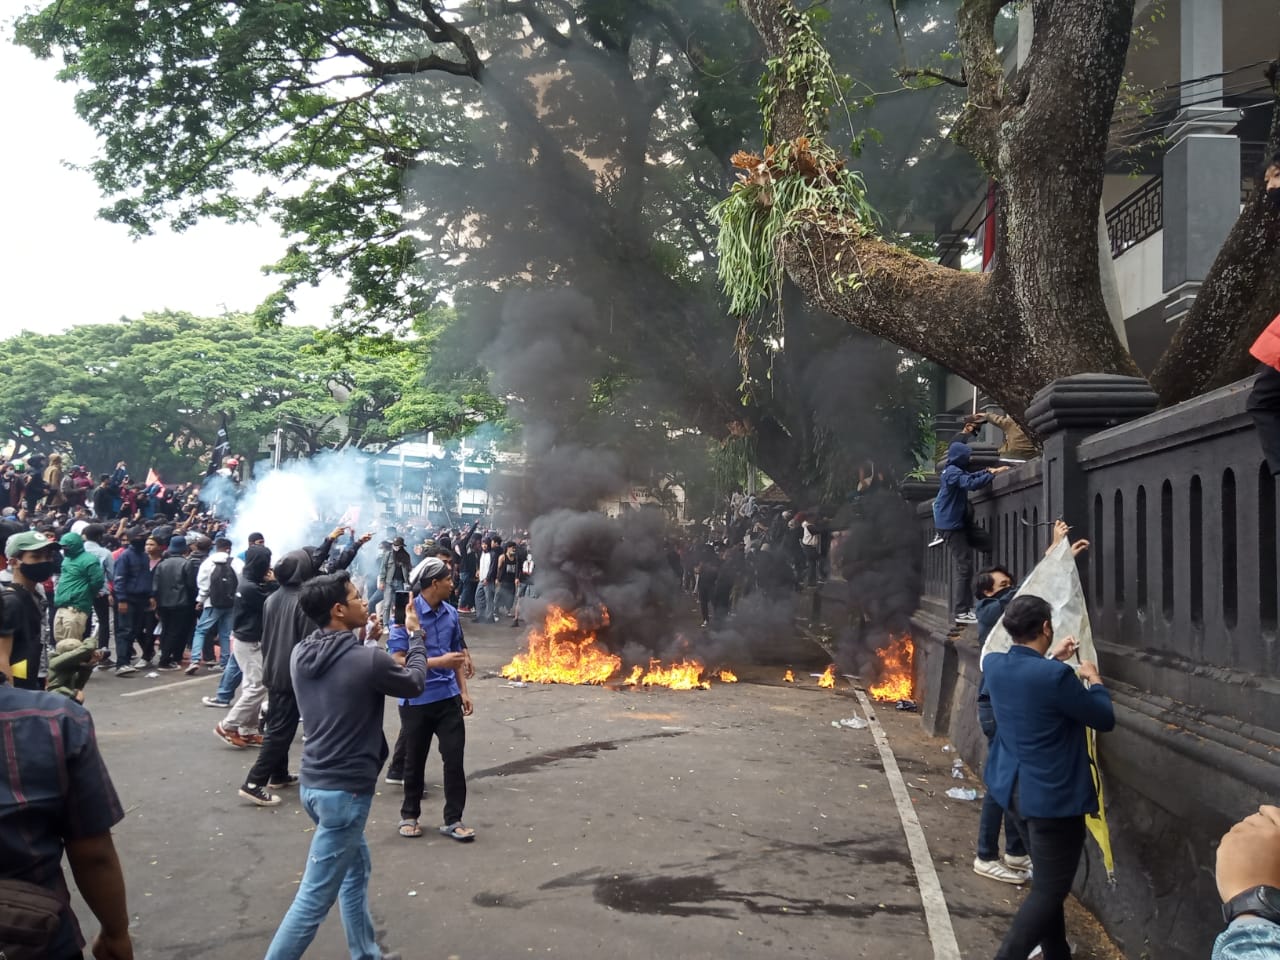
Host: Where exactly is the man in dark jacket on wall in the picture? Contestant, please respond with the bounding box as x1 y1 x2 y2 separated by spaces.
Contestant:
262 570 426 959
239 533 368 806
932 440 1007 625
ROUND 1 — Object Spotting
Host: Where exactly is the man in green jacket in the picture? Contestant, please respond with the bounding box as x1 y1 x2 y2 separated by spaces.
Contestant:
53 531 104 644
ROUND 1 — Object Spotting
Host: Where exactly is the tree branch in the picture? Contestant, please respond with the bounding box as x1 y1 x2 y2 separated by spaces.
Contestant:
774 221 1043 412
953 0 1014 172
502 0 571 49
897 67 967 88
738 0 816 141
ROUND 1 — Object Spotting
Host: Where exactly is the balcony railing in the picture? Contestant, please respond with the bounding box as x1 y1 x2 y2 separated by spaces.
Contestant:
1105 177 1163 258
1105 142 1270 258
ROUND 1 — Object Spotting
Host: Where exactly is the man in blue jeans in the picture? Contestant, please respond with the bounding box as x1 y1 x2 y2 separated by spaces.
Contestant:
185 537 240 675
264 570 427 960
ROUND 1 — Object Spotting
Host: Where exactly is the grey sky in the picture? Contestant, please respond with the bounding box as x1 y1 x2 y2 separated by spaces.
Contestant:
0 38 335 341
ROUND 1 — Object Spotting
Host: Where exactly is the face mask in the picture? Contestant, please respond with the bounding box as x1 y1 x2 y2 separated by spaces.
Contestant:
1268 186 1280 210
20 561 59 582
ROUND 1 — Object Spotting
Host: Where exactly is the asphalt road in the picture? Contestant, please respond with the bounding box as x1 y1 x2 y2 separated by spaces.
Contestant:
70 617 1119 960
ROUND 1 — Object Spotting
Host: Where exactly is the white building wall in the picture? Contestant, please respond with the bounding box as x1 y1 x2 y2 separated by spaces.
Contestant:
1114 231 1166 319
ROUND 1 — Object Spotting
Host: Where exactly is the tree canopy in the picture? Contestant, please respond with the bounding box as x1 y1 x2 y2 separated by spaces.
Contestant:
13 1 967 503
0 311 500 478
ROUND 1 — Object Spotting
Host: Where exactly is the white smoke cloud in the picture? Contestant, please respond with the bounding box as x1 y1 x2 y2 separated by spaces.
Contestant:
227 450 381 556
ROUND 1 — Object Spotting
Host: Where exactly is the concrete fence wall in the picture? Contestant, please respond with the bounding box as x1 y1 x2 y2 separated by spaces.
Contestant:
910 375 1280 960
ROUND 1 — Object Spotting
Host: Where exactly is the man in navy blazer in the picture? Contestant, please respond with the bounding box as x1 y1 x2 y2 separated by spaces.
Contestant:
983 594 1115 960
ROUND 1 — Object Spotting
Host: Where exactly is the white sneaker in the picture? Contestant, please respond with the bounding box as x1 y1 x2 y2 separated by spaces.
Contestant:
955 611 978 624
973 856 1028 885
1003 853 1032 871
114 664 137 676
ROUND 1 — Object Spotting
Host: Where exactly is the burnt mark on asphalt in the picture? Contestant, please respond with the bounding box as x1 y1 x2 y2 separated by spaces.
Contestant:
473 890 534 909
728 832 913 867
543 871 918 920
469 731 686 780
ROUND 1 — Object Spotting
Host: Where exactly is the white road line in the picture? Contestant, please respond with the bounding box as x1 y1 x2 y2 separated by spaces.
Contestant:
854 686 962 960
119 676 215 698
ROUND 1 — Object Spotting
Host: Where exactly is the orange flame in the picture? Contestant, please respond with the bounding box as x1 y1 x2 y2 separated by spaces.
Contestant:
717 669 738 683
500 605 620 685
868 635 915 702
633 658 710 690
818 664 836 689
502 606 730 689
783 669 795 683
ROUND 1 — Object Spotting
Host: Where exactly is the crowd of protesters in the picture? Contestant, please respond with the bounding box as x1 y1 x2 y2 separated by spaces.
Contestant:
671 488 857 628
2 431 1277 958
0 444 538 957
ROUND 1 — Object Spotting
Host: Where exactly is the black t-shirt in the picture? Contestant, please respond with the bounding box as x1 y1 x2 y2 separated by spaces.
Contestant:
0 583 46 689
498 554 519 586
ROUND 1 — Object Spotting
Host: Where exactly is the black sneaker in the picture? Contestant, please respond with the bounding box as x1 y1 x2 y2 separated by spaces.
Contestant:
385 773 405 785
267 774 299 790
238 783 282 806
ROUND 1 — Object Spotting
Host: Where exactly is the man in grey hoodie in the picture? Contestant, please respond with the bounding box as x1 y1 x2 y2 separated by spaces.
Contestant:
262 570 430 960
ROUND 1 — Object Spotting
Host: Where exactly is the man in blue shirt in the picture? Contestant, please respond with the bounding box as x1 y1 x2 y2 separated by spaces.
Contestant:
984 594 1114 960
387 557 474 841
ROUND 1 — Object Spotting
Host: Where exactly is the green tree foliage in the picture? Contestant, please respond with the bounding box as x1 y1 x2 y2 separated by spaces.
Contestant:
13 1 958 503
0 312 500 479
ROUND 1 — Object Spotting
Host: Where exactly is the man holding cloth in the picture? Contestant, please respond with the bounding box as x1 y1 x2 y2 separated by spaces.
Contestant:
983 594 1115 960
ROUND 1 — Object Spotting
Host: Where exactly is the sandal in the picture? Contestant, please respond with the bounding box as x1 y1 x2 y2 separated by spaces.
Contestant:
398 819 422 838
439 822 476 842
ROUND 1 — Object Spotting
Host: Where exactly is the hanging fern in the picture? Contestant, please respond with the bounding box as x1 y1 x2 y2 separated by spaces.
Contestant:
712 6 880 381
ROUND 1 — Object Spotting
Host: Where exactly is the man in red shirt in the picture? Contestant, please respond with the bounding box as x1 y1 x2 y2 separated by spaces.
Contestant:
1245 155 1280 474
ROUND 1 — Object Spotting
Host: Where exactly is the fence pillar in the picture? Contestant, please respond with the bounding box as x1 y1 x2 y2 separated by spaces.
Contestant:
1026 374 1160 535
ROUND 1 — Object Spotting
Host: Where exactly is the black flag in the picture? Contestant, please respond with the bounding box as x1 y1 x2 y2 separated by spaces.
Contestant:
208 414 231 476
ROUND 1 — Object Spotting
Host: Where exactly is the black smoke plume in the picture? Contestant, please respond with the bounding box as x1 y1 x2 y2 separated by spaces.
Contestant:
481 289 679 655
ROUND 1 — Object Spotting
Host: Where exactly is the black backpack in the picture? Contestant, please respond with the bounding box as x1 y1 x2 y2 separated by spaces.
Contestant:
208 561 238 608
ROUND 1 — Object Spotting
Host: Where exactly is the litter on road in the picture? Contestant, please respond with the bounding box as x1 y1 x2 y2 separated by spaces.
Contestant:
831 716 868 730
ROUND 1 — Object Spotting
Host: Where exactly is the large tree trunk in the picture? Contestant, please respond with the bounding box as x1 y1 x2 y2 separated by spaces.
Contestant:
1150 64 1280 403
739 0 1143 424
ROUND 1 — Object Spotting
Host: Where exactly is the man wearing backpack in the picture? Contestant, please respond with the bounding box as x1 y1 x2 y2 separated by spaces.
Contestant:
186 537 242 675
